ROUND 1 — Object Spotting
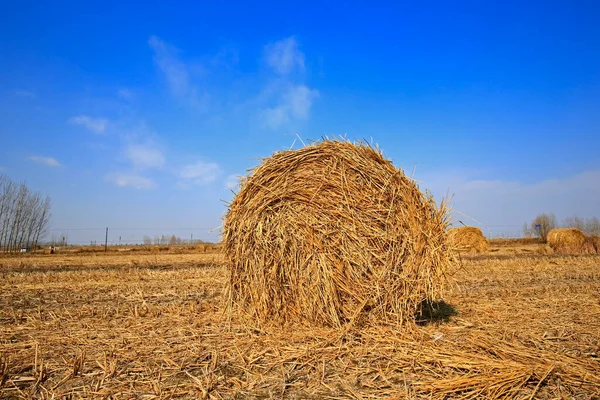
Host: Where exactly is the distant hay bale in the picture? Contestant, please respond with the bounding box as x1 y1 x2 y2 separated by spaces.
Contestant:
590 236 600 254
223 140 455 328
447 227 488 253
547 228 596 254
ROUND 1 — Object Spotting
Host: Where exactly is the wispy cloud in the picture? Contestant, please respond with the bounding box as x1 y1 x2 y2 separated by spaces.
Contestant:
125 143 165 170
225 174 240 189
148 35 208 110
28 156 62 167
117 88 134 100
285 85 319 119
15 90 36 99
68 115 108 134
265 37 305 75
259 37 319 129
108 173 156 189
261 106 290 129
421 169 600 236
179 161 221 185
261 84 319 129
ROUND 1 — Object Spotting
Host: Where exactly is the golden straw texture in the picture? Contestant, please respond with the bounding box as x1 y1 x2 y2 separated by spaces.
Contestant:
547 228 596 254
447 226 488 253
223 140 455 328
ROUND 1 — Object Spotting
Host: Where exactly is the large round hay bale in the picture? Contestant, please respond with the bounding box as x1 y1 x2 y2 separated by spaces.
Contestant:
223 140 455 328
446 226 488 253
547 228 595 254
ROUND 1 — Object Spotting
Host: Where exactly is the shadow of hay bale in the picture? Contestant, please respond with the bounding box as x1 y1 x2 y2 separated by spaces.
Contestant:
223 139 457 329
416 300 458 325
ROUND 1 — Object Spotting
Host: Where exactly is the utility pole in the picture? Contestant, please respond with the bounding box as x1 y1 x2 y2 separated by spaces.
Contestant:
105 227 108 252
190 233 193 244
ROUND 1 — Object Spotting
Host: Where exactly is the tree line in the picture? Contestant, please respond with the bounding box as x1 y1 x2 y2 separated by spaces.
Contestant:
142 234 206 246
524 213 600 241
0 173 52 252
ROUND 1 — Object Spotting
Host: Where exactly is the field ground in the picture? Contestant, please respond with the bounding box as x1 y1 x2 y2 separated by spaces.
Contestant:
0 241 599 399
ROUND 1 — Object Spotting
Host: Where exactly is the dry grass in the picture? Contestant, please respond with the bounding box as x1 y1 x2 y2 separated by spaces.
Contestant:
547 228 597 255
224 140 454 328
1 244 599 399
447 226 488 253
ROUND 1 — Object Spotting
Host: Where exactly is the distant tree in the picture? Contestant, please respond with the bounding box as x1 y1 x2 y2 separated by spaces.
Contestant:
584 217 600 236
143 235 152 245
59 232 69 246
0 173 51 251
169 234 177 245
522 222 532 237
562 216 585 231
561 216 600 236
530 213 556 242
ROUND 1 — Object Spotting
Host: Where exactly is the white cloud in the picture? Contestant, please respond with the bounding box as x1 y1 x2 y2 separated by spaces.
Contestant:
265 37 305 75
68 115 108 134
125 144 165 170
257 37 318 130
148 35 208 110
180 161 221 185
108 173 156 189
28 156 62 167
260 84 319 129
261 106 290 129
420 169 600 237
225 174 240 189
15 90 36 99
117 88 134 100
285 85 319 118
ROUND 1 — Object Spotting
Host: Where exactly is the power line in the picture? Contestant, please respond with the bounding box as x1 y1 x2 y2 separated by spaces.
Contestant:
48 227 217 231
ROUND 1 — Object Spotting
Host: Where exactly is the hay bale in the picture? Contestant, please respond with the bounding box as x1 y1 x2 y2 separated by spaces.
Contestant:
590 235 600 254
223 140 455 328
447 226 488 253
547 228 596 254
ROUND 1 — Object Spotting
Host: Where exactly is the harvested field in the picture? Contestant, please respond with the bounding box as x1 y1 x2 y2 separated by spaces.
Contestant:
1 244 599 399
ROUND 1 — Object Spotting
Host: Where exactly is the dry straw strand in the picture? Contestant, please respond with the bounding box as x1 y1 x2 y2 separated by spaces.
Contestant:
223 139 456 328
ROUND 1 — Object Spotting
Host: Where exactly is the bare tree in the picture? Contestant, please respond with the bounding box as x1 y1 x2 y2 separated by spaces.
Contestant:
562 216 585 231
0 174 52 252
32 197 51 248
530 213 556 242
522 222 532 237
584 217 600 236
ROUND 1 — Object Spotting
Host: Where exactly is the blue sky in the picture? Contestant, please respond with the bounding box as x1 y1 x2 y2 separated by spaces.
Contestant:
1 1 599 243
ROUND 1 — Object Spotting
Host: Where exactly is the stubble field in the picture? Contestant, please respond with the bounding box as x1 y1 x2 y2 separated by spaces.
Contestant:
0 240 599 399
